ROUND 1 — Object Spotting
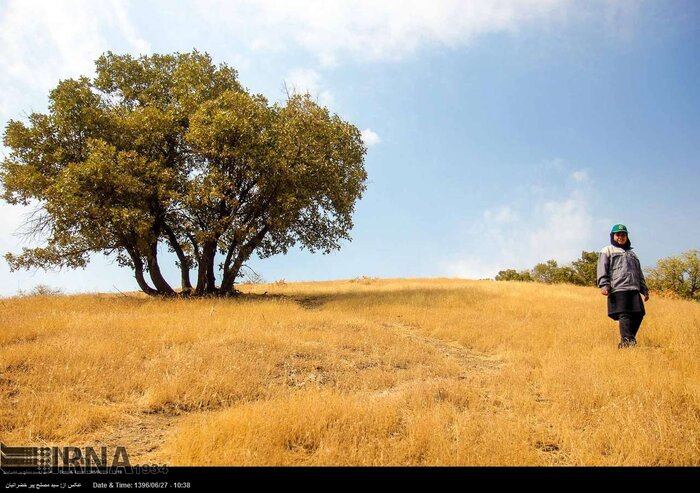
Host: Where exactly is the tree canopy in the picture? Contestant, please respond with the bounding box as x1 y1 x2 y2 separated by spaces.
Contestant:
646 250 700 301
1 51 367 296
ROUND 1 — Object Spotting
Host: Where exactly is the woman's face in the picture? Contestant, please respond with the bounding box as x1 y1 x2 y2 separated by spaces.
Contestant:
613 232 628 245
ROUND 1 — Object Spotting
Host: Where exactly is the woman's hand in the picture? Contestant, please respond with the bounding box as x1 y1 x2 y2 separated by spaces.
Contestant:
600 287 609 296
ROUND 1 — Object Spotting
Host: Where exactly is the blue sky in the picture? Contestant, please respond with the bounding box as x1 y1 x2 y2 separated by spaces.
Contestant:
1 0 698 295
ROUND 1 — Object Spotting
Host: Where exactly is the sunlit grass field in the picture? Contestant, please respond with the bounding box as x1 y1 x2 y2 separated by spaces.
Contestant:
1 278 699 465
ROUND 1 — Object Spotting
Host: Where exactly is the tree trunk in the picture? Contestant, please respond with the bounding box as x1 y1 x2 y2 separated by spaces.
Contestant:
127 248 158 296
146 242 176 296
220 226 269 294
163 224 192 291
195 241 218 295
206 249 217 293
219 261 239 294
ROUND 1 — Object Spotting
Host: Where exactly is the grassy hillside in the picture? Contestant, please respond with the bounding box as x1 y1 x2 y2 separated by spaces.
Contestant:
1 278 698 465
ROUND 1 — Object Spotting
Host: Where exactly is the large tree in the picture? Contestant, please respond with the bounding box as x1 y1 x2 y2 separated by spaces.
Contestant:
1 51 367 296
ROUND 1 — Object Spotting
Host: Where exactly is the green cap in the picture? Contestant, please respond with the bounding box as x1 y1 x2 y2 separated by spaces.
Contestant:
611 224 629 234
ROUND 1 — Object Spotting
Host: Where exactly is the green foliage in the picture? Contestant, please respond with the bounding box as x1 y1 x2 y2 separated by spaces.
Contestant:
494 269 532 282
531 260 563 284
571 250 599 286
496 251 598 286
646 250 700 300
1 51 367 297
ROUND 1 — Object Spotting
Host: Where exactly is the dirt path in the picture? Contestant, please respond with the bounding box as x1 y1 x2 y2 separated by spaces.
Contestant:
369 321 502 399
87 320 501 464
91 412 182 466
382 321 501 375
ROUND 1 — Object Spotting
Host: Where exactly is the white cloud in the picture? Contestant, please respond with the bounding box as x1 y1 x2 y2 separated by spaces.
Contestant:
443 163 603 279
572 169 589 183
0 0 149 120
197 0 574 65
483 205 518 224
284 68 336 107
110 1 151 55
285 68 321 95
361 128 381 148
525 190 594 262
447 257 510 281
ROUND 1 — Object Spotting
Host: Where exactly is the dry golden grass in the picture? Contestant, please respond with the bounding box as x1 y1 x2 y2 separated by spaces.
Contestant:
1 278 699 465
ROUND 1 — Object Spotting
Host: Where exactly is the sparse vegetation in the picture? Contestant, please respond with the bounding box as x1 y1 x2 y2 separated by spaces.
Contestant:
16 284 65 297
349 275 378 284
238 265 265 285
1 278 698 465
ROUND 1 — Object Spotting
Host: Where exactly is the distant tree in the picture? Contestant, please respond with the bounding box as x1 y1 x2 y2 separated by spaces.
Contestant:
554 265 578 284
495 269 533 282
18 284 65 297
531 260 566 284
571 250 599 286
496 251 600 286
521 260 575 284
1 51 367 297
646 250 700 300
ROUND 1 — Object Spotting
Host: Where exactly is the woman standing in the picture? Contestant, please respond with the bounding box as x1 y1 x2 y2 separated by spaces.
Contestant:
597 224 650 348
